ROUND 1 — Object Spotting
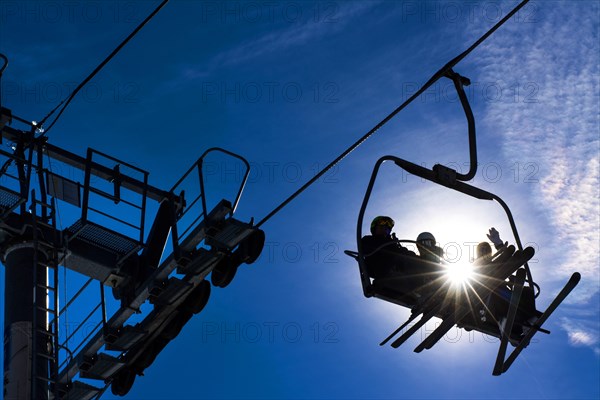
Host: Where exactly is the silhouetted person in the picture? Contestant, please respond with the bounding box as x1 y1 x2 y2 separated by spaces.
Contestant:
416 231 444 263
476 241 492 262
361 216 416 279
414 231 445 289
473 228 507 269
476 227 540 341
360 216 448 298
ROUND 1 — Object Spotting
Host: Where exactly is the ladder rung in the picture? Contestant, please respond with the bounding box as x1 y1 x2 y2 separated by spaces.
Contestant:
37 352 57 361
37 329 57 337
33 200 55 209
37 284 56 291
37 306 58 314
36 375 56 383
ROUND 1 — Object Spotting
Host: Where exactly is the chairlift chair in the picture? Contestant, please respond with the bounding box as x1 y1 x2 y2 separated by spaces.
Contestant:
345 70 580 375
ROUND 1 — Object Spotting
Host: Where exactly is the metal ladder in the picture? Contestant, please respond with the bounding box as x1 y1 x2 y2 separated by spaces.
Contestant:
31 190 61 399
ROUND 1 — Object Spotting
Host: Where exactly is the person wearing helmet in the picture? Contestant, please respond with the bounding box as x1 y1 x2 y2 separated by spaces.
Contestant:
416 232 444 263
360 216 416 280
411 232 445 293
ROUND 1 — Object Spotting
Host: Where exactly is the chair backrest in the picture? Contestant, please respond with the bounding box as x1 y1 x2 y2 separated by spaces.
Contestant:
344 250 374 298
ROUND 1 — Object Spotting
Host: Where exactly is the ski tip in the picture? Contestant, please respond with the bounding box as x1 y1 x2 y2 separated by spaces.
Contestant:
523 246 535 260
571 272 581 283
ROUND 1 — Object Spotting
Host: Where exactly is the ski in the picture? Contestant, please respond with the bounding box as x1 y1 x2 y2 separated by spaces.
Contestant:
380 311 419 346
501 272 581 373
492 268 526 375
413 316 454 353
391 307 439 348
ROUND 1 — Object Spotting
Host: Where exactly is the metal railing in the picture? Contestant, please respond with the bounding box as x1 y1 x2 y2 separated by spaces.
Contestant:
169 147 250 245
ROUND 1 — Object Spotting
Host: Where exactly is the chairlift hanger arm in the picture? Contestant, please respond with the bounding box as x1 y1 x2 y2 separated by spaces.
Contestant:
444 70 477 181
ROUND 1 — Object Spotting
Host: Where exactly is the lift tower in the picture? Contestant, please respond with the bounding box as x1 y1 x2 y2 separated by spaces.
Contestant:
0 107 264 399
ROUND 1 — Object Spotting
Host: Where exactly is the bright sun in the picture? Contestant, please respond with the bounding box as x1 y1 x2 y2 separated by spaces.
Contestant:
445 262 474 285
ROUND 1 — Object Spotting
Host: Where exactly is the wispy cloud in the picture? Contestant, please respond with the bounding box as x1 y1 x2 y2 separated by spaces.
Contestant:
561 317 600 355
476 4 599 294
179 2 379 80
474 3 599 351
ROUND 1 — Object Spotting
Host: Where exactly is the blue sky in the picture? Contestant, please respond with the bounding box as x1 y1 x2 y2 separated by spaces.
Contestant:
1 1 599 399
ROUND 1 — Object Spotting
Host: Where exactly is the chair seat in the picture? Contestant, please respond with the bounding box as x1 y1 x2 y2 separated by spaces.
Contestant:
372 277 421 308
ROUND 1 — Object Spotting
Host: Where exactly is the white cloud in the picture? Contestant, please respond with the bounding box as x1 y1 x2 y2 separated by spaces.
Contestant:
474 3 599 353
561 317 600 354
569 331 595 347
475 4 599 301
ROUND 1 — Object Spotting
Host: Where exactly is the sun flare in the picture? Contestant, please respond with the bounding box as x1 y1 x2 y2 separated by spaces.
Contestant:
445 262 474 285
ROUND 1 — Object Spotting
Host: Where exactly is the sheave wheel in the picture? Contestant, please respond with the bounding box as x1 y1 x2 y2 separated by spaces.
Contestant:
238 229 265 264
183 280 211 314
111 368 136 396
160 311 193 340
211 256 238 288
